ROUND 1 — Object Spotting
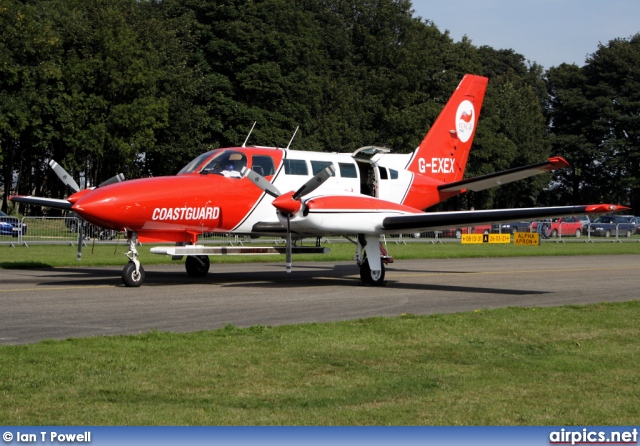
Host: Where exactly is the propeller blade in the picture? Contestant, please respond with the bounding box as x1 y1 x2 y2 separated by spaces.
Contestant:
292 165 335 200
241 167 281 198
49 160 80 193
98 173 125 188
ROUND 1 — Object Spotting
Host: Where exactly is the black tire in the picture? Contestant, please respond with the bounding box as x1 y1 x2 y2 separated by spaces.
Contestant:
122 262 145 287
454 229 462 239
185 255 210 278
359 258 385 286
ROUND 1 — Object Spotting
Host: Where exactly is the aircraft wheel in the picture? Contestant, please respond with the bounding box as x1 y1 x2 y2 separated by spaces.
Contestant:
359 259 385 286
185 255 210 278
122 262 145 287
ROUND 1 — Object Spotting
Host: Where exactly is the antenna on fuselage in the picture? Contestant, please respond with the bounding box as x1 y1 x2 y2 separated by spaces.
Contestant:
242 121 257 148
285 126 299 150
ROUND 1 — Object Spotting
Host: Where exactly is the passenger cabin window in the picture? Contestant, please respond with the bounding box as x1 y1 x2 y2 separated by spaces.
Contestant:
378 166 388 180
252 155 275 176
389 169 398 179
311 160 335 176
338 162 358 178
284 159 308 175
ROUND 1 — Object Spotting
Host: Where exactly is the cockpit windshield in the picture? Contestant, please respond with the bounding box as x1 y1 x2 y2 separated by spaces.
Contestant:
177 149 251 179
200 150 248 177
177 150 218 175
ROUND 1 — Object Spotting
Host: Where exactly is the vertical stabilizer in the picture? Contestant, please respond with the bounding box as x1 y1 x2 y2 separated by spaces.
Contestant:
406 74 488 184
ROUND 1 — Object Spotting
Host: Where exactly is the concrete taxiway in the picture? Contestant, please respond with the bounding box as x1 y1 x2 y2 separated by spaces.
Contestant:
1 254 638 345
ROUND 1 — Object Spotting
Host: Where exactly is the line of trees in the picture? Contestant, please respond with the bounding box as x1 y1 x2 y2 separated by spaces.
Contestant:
1 0 639 214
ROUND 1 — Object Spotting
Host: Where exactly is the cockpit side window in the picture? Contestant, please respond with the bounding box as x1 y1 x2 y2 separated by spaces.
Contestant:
252 155 275 176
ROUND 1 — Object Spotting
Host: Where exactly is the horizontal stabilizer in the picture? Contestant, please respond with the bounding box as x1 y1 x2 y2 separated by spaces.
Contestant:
438 157 569 193
383 204 628 232
10 195 73 210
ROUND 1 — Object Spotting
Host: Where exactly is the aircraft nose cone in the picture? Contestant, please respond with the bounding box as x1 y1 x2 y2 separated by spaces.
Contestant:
72 191 118 229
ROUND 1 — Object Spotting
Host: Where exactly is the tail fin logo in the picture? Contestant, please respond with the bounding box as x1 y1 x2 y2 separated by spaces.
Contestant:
456 100 475 143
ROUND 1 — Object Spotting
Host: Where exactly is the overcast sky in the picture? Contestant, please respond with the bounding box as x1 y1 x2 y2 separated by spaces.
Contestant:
410 0 640 69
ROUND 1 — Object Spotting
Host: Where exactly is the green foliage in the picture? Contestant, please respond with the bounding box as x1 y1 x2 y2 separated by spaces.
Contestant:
547 34 640 212
1 0 637 215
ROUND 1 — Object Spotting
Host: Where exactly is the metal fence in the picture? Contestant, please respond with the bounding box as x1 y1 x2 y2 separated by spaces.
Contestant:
2 217 639 247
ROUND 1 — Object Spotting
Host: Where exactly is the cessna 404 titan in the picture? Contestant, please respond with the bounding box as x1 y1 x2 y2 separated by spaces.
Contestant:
11 74 627 287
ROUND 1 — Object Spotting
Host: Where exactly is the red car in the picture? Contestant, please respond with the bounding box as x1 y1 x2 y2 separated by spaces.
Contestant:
444 225 492 239
531 216 583 237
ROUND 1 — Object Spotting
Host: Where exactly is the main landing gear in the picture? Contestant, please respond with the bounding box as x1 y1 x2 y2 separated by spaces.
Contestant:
355 234 392 286
185 255 210 278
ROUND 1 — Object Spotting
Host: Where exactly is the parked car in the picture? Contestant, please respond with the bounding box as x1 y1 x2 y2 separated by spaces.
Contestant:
0 210 27 236
588 215 636 238
491 221 531 234
443 225 492 239
531 216 583 237
624 216 640 234
577 215 591 228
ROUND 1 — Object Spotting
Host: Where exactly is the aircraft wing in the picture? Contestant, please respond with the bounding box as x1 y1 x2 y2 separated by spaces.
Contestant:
10 195 73 210
438 157 569 193
382 204 626 232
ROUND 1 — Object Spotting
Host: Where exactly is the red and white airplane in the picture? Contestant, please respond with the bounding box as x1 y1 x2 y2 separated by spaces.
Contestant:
11 74 627 287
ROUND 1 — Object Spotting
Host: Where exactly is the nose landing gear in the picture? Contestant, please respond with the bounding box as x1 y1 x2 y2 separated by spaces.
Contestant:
122 232 145 287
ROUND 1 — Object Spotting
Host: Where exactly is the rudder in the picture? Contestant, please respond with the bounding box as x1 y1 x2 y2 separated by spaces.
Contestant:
406 74 488 184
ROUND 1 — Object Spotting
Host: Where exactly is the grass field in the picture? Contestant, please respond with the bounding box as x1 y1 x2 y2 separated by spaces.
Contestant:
1 302 638 425
2 238 640 268
1 240 639 425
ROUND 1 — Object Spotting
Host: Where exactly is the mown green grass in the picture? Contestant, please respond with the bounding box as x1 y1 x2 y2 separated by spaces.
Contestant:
1 239 639 268
1 302 639 425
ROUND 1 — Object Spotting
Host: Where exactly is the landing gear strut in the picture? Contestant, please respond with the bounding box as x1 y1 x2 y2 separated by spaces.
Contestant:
122 232 145 287
356 234 387 286
359 257 385 285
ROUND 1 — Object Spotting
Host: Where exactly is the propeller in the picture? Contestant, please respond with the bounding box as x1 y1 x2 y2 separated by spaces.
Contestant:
49 160 81 193
49 160 125 192
242 164 335 273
